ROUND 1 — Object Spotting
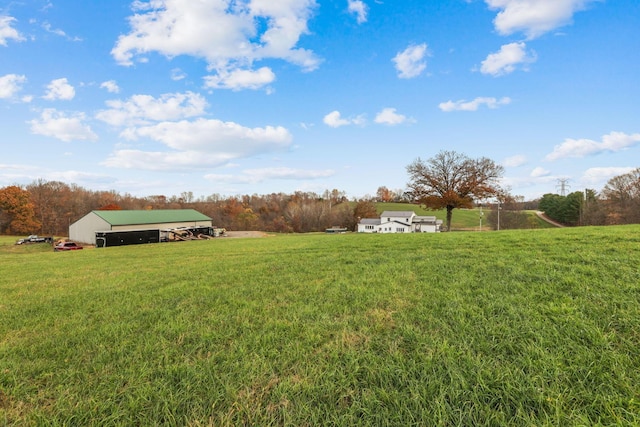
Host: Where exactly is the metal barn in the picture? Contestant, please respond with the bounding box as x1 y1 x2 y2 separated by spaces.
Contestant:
69 209 213 246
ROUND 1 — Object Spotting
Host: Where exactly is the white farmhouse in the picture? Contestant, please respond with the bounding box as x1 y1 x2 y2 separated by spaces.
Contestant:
357 211 442 233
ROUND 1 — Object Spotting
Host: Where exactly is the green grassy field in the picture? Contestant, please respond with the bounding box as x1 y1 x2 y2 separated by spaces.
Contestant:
1 227 639 425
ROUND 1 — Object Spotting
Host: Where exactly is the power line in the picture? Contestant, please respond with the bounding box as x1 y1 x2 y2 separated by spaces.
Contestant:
556 179 570 196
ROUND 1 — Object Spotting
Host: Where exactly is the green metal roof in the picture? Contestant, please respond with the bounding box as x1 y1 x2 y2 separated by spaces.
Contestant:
92 209 211 226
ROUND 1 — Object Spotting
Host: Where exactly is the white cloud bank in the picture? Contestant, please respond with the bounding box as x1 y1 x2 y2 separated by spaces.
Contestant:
323 110 365 128
478 1 598 78
530 166 550 178
439 96 511 112
502 155 527 167
96 92 208 127
374 108 413 125
546 131 640 161
0 74 26 98
581 167 636 186
43 78 75 101
203 67 276 91
485 0 598 39
348 0 368 24
100 80 120 94
0 15 24 46
206 167 335 184
324 108 412 127
393 43 428 79
480 42 536 76
105 119 293 171
111 0 319 91
29 109 98 142
94 89 293 172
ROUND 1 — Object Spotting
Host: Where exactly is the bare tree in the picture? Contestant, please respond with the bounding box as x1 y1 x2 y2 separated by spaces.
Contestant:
601 167 640 224
406 150 504 231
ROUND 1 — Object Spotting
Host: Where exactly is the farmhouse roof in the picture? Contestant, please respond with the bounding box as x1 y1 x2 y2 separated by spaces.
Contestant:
360 218 381 225
413 215 439 222
380 211 415 218
91 209 211 226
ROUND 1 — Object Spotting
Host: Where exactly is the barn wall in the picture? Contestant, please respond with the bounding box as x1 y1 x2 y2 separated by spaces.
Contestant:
69 213 111 245
111 220 213 232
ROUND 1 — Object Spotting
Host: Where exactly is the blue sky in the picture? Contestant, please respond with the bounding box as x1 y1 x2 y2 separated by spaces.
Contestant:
1 0 639 201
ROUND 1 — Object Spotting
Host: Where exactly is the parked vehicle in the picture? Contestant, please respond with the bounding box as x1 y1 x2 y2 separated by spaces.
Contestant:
15 235 54 245
54 242 83 251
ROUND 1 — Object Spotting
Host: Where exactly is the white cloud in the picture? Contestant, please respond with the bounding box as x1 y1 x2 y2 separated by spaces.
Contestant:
374 108 413 125
29 109 98 142
485 0 597 39
96 91 208 127
546 131 640 161
503 154 527 167
43 78 75 100
42 21 82 41
501 172 559 195
111 0 319 90
203 67 276 91
124 119 292 150
103 150 237 171
530 166 550 177
207 167 335 184
48 170 115 185
480 42 536 76
439 96 511 112
244 167 334 180
393 43 428 79
348 0 368 24
171 68 187 81
100 80 120 93
323 111 349 128
105 118 293 171
323 110 365 128
0 16 24 46
0 74 26 98
581 167 636 185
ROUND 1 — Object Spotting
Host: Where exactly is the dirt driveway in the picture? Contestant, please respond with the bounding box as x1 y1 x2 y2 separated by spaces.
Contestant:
223 231 269 238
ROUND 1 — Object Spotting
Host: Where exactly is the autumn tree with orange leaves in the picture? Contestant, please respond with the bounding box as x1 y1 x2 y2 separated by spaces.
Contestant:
406 150 504 231
0 186 41 235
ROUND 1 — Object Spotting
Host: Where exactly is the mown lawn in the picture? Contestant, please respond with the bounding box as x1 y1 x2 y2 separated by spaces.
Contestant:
1 227 639 425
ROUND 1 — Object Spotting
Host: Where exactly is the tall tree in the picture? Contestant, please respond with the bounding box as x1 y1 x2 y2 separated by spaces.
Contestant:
581 189 605 226
353 199 378 222
376 186 393 202
406 150 504 231
0 186 41 234
26 179 74 234
539 191 590 226
601 167 640 224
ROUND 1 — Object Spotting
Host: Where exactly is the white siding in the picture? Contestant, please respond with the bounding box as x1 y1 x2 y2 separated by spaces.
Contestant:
413 224 438 233
357 211 441 233
69 213 111 245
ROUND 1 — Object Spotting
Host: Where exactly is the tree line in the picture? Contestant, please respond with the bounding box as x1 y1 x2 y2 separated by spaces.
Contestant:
0 179 384 236
1 156 639 236
538 168 640 226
